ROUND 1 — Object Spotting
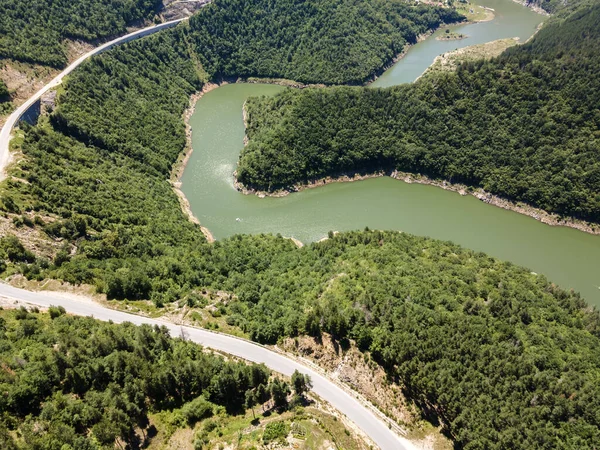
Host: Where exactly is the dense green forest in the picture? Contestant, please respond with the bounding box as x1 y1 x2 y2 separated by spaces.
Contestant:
187 0 463 84
239 3 600 223
0 0 161 67
0 308 280 449
2 0 600 448
222 230 600 448
0 80 8 100
52 27 202 175
0 80 10 114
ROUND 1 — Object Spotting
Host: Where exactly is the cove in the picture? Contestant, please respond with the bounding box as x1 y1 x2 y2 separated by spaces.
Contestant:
372 0 545 87
181 3 600 307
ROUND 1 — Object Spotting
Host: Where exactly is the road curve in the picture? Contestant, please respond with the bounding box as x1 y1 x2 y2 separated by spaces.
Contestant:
0 18 185 182
0 283 414 450
0 12 414 450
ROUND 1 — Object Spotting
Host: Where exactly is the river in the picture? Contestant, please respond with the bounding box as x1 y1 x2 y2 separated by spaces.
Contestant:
181 1 600 307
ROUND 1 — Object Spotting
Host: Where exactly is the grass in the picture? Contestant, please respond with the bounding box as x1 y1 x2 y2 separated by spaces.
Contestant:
455 1 493 22
108 295 251 338
147 404 366 450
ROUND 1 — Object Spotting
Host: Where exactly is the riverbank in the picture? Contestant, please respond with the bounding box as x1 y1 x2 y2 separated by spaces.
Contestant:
235 169 600 235
454 3 495 23
367 3 494 85
511 0 550 16
171 82 224 243
417 37 520 81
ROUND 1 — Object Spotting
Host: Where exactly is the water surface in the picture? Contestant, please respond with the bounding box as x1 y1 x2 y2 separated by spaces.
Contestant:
181 3 600 307
372 0 545 87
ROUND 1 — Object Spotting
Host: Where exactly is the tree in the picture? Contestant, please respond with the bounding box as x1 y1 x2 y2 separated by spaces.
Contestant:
256 383 270 412
291 370 313 398
245 390 257 419
269 378 290 409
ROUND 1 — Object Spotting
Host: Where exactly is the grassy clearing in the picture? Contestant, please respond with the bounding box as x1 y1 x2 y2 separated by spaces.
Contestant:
108 291 251 339
455 1 494 22
147 404 368 450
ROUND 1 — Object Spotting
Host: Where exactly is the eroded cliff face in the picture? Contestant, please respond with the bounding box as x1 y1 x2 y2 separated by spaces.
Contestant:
278 333 453 450
161 0 211 21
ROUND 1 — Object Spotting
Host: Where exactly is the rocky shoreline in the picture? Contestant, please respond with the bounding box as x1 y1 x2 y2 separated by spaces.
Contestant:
511 0 550 16
235 170 600 236
170 82 224 243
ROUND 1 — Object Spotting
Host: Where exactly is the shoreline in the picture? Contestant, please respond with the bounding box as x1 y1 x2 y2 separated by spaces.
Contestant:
170 82 225 243
415 37 520 82
511 0 550 16
367 5 495 85
235 170 600 236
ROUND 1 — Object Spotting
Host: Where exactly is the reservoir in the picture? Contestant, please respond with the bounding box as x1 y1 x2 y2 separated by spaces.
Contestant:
181 1 600 307
372 0 546 87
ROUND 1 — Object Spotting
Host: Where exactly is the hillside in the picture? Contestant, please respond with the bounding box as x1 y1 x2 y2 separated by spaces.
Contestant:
0 307 363 449
0 0 162 68
187 0 463 84
0 307 270 448
238 3 600 223
1 0 600 448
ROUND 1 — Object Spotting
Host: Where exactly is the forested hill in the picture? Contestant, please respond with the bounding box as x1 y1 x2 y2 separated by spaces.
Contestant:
0 308 273 449
0 0 162 68
187 0 463 85
2 0 600 448
239 3 600 223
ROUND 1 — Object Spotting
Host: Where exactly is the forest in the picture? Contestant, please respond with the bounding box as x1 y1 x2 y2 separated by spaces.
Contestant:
187 0 463 84
0 0 161 68
239 3 600 223
0 80 9 114
0 80 8 100
1 0 600 447
0 308 289 449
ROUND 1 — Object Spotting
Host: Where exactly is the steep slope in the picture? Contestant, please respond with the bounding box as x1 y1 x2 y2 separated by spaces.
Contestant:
239 3 600 223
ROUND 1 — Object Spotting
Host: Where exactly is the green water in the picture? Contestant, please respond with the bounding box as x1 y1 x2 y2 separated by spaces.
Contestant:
372 0 545 87
181 3 600 307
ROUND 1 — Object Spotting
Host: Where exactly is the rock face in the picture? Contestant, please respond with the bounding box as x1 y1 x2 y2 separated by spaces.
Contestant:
161 0 211 20
41 90 57 114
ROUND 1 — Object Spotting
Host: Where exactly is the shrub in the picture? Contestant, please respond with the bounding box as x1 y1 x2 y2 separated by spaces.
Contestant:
263 421 289 443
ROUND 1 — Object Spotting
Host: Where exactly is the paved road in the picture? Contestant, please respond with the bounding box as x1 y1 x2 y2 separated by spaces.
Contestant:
0 18 185 182
0 283 414 450
0 12 415 450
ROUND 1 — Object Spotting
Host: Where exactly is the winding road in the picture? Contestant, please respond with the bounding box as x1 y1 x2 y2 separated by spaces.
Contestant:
0 18 185 182
0 283 414 450
0 13 414 450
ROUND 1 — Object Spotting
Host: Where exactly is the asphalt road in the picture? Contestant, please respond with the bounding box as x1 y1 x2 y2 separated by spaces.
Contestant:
0 13 415 450
0 283 415 450
0 18 185 182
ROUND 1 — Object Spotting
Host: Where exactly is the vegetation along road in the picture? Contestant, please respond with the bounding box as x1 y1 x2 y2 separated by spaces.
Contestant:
0 282 414 450
0 18 185 182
